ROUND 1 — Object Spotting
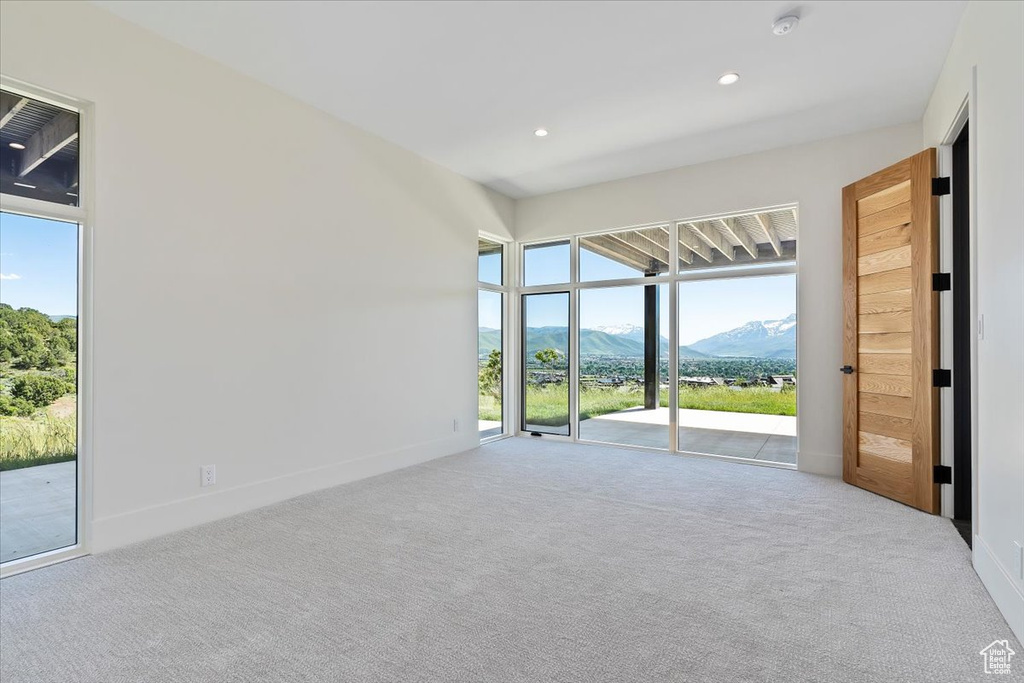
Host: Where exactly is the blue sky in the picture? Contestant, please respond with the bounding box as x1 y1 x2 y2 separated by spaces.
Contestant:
0 212 79 316
481 244 795 343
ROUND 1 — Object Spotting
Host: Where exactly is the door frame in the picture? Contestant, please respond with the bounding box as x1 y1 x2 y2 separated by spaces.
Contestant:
0 76 94 577
936 85 979 536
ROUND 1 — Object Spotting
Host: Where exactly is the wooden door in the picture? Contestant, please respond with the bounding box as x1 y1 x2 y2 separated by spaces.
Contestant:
842 149 940 513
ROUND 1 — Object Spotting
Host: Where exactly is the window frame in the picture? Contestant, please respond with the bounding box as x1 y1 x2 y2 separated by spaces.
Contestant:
0 76 94 577
477 232 512 444
514 208 799 467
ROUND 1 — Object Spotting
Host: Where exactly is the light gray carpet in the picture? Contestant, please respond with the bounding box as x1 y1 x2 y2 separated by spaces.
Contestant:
1 438 1020 682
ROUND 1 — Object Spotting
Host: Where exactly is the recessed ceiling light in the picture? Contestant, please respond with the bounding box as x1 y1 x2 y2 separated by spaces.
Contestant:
717 72 740 86
8 142 26 150
534 128 549 137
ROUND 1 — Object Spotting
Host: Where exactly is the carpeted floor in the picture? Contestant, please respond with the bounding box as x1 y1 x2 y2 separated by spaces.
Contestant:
0 438 1019 682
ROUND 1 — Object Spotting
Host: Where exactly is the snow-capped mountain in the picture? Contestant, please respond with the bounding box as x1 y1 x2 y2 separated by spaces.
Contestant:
592 324 645 341
688 313 797 359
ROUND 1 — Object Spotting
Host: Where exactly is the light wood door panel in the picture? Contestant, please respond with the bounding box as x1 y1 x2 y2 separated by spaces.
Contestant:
858 201 912 236
859 267 912 295
843 149 939 513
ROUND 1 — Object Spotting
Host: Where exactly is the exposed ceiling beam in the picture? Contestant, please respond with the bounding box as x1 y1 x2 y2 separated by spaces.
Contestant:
754 213 782 256
582 234 656 273
678 223 713 263
718 217 758 259
609 229 670 267
689 221 735 261
0 92 28 130
18 111 79 178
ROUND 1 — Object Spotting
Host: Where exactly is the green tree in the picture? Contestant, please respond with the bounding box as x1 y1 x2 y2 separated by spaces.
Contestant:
534 348 560 367
479 349 502 398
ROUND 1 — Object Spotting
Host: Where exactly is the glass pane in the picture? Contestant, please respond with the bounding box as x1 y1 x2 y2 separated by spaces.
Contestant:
579 284 669 449
677 274 797 464
0 90 80 207
478 290 503 438
523 241 570 286
0 212 79 563
478 237 502 285
678 210 796 272
523 292 569 435
580 226 670 281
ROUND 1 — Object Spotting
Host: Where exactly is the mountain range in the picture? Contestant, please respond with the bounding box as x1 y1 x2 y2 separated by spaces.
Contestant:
480 313 796 359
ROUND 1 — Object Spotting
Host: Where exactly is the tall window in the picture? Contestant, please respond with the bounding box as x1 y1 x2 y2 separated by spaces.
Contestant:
516 207 797 466
0 85 85 570
478 237 506 440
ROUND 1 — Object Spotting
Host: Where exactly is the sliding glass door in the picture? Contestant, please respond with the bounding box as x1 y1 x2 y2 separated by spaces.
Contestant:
0 212 80 563
522 292 570 435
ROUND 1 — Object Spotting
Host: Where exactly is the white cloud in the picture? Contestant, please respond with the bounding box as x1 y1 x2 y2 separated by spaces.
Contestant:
0 273 22 280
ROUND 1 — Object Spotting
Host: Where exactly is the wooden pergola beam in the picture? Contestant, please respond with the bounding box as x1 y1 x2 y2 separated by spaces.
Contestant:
18 111 78 178
689 221 735 261
718 217 758 259
582 234 656 273
0 92 28 130
678 223 713 263
755 213 782 256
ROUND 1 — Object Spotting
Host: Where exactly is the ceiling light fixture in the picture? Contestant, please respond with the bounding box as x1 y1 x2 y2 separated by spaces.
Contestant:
13 182 36 189
772 15 800 36
8 142 26 150
717 72 740 86
534 128 549 137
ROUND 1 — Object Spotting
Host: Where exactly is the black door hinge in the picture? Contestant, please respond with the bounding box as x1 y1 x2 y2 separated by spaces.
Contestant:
932 177 951 196
932 273 951 291
933 369 952 387
934 465 952 485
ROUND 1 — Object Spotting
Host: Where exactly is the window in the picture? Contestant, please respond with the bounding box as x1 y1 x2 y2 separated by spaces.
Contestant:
0 83 86 573
522 292 569 435
478 237 506 440
0 212 80 563
0 90 80 207
677 210 796 272
513 206 797 465
478 237 502 286
523 240 569 286
478 290 503 438
580 226 670 281
677 274 797 464
578 283 669 449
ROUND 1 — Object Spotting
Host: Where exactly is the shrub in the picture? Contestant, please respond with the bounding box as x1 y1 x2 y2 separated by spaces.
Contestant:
11 374 73 408
0 395 35 417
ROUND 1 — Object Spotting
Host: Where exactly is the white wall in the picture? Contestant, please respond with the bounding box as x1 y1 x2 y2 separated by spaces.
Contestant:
923 0 1024 643
516 123 923 476
0 1 513 552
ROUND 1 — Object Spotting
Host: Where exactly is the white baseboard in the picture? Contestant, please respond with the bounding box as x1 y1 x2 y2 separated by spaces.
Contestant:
797 450 842 476
974 534 1024 644
91 435 469 554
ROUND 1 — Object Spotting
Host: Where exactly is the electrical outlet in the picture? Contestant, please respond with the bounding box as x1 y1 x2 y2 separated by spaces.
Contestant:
201 464 216 487
453 418 460 432
1014 542 1023 581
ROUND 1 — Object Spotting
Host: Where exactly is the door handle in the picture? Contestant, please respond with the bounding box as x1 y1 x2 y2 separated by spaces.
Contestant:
840 365 855 375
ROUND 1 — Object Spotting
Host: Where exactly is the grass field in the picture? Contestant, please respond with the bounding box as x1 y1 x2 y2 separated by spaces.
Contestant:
0 414 77 471
480 384 795 426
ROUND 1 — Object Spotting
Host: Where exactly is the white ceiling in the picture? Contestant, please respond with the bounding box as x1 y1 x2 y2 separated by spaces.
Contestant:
92 1 966 198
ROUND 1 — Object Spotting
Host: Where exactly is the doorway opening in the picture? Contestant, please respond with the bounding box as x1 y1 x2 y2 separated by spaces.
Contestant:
951 121 972 546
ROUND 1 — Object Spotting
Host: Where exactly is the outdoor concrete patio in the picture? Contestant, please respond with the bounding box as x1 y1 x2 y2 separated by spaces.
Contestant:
580 407 797 464
0 461 77 563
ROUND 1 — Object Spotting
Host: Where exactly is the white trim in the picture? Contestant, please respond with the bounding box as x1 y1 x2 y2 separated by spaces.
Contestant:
0 76 94 574
974 534 1024 644
796 451 842 476
91 434 466 553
